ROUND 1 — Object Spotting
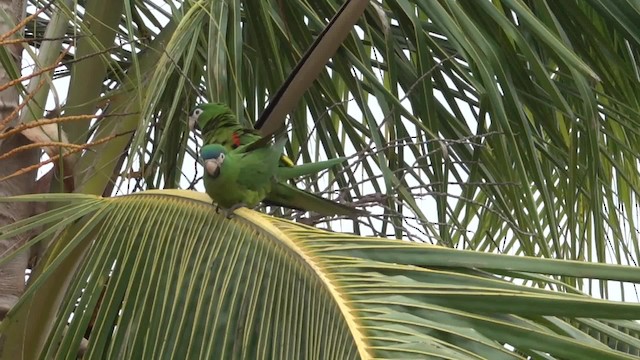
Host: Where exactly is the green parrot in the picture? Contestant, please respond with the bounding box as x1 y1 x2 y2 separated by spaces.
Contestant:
201 136 350 215
190 102 366 217
189 102 294 167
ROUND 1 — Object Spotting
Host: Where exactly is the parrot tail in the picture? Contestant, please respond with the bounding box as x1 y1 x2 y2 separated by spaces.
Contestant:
265 182 367 217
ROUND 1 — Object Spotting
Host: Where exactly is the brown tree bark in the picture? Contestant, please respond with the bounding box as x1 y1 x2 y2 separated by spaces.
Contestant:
0 0 39 319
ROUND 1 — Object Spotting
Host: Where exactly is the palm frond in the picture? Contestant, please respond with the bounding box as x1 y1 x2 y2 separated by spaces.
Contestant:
1 191 640 358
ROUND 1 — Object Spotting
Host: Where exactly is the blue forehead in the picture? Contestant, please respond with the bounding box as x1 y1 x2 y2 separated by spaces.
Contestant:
200 144 226 160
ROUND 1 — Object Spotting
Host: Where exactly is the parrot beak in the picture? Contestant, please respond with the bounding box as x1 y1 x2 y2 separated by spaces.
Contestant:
204 159 221 178
188 115 198 131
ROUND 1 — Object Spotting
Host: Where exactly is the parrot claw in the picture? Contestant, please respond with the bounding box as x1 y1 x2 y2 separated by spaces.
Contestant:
225 203 247 219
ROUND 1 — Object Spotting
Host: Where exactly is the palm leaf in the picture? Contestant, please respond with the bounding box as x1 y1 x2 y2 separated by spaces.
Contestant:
4 0 640 357
1 191 640 359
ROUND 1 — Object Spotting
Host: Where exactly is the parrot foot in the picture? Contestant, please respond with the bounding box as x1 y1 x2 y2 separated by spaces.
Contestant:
225 203 247 219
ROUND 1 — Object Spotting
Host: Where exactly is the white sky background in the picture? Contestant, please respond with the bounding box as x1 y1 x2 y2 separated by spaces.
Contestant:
23 1 640 302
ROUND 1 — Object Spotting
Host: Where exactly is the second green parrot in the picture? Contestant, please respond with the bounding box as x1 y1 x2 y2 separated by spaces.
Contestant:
190 102 366 217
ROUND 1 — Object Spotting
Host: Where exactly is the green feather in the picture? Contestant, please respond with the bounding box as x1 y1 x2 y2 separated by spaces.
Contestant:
200 138 281 209
192 103 367 217
276 157 346 180
267 183 367 216
190 103 294 167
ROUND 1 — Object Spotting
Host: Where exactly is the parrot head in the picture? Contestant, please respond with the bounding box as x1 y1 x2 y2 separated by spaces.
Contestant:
188 103 233 131
200 144 227 178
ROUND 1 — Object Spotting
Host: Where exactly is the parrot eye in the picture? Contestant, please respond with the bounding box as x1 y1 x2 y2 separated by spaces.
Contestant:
219 153 225 161
192 108 203 117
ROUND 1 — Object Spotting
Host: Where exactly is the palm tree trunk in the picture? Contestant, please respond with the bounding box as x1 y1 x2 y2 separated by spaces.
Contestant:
0 0 39 319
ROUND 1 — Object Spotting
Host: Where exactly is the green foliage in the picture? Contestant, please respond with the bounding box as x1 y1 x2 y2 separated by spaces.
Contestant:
16 0 640 265
2 0 640 358
1 192 640 359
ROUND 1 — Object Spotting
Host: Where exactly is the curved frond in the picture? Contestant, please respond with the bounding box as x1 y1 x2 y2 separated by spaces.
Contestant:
1 191 639 359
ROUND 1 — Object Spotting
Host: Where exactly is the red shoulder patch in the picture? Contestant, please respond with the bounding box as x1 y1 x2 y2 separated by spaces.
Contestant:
231 132 242 148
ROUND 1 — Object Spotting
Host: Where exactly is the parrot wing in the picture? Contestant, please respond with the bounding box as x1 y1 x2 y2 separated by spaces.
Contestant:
235 136 287 191
236 133 287 156
237 130 294 167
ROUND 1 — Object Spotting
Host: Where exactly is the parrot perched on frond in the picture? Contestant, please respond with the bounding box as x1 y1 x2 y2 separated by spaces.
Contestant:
190 102 366 217
201 136 350 215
